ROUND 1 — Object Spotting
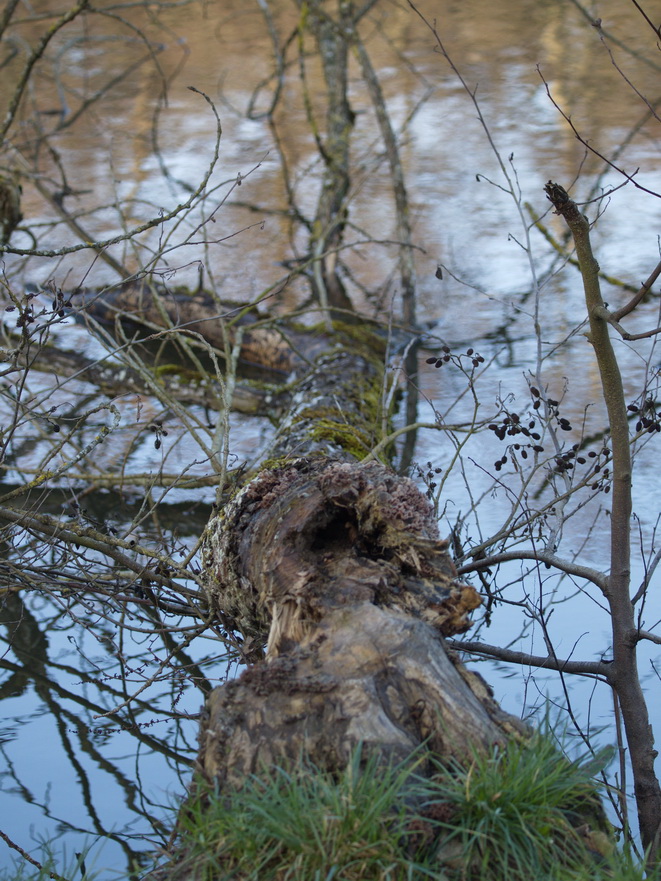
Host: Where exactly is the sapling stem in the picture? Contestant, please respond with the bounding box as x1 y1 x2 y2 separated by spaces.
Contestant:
544 181 661 859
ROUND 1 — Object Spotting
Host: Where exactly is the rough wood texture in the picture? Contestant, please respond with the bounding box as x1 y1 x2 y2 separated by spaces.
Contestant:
203 458 480 654
199 457 527 785
74 278 532 801
198 602 524 790
66 280 327 374
61 278 526 791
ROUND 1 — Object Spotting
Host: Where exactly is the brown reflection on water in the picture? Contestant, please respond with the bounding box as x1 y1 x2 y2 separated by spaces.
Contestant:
3 0 660 459
5 0 660 307
3 4 661 870
4 0 661 484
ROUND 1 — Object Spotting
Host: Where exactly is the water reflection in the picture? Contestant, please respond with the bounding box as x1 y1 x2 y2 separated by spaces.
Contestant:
0 588 234 877
2 0 661 874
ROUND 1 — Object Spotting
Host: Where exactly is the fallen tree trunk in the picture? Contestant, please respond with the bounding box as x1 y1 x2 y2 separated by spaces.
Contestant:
52 281 610 875
199 455 526 790
193 315 529 783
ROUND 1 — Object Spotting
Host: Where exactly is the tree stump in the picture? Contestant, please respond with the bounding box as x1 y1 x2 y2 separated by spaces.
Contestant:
199 457 527 788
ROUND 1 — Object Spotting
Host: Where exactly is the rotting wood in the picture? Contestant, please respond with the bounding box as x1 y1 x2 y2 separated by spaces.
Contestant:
199 454 527 790
192 301 530 790
66 279 329 374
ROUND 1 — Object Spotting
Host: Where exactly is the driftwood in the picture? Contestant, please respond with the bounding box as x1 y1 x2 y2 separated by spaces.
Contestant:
191 299 531 788
69 279 528 781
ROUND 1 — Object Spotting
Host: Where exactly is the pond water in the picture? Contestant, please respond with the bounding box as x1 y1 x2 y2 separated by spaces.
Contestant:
2 0 661 875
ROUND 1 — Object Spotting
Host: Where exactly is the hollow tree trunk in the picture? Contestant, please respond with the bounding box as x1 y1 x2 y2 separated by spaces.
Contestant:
72 279 529 775
197 319 528 789
199 455 526 790
64 279 609 877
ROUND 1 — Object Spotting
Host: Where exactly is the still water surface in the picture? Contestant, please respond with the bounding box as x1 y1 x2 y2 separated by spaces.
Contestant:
2 0 661 875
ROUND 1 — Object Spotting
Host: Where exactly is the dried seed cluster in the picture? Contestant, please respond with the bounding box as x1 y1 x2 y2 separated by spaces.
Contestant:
422 355 630 495
628 398 661 434
426 347 485 370
486 385 615 489
552 443 609 484
416 460 443 500
586 447 612 493
148 420 168 450
487 407 544 472
530 386 573 432
6 288 73 329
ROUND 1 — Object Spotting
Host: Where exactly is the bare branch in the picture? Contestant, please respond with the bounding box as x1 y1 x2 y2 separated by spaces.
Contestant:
458 549 607 592
453 639 610 677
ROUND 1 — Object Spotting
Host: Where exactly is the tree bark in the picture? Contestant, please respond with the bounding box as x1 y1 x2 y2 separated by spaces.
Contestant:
70 273 612 879
195 313 529 788
71 278 529 777
544 181 661 858
199 455 527 789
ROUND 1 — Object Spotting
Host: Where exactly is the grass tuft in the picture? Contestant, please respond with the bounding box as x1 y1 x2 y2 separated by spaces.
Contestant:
423 732 613 880
176 744 429 880
162 735 655 881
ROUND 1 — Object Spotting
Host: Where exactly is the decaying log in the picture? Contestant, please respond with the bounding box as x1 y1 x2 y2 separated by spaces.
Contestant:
199 456 528 787
198 601 522 790
41 278 528 786
65 280 593 857
170 292 535 794
202 458 481 654
65 279 329 374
